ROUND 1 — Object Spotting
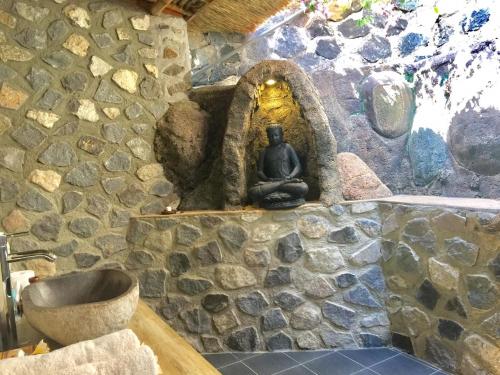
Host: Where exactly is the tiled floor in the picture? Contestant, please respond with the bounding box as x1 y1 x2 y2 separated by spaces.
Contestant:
204 348 450 375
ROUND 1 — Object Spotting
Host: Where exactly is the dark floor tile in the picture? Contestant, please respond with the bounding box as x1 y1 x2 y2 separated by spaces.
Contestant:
339 348 398 366
283 349 333 363
431 372 449 375
204 353 238 368
243 352 299 375
219 362 257 375
277 365 317 374
304 352 365 375
231 352 262 360
352 370 379 375
371 354 436 375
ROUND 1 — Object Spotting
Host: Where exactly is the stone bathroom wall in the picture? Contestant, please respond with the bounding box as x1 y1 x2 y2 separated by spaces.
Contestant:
188 0 500 199
380 203 499 374
0 0 190 272
126 203 391 353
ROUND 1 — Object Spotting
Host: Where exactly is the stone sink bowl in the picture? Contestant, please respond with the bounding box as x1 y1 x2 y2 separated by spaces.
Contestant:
22 269 139 346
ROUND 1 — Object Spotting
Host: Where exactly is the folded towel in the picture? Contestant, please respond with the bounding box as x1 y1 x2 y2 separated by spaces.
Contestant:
0 329 152 375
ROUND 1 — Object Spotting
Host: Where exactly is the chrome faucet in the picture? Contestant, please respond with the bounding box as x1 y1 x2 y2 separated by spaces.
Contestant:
0 231 57 351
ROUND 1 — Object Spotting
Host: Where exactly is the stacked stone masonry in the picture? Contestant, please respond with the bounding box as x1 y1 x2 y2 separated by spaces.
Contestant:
0 0 190 273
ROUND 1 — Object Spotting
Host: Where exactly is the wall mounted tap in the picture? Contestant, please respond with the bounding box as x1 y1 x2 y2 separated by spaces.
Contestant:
0 232 57 351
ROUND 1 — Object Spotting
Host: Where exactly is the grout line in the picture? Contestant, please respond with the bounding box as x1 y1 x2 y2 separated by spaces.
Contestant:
335 351 392 375
399 351 443 372
216 353 261 370
241 361 259 375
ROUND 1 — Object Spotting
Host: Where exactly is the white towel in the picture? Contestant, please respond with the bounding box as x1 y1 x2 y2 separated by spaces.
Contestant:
0 329 158 375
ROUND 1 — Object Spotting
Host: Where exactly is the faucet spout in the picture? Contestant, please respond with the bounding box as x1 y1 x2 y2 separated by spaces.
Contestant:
7 250 57 263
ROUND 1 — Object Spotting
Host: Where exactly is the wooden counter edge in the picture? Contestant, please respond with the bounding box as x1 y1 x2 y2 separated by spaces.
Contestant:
129 300 221 375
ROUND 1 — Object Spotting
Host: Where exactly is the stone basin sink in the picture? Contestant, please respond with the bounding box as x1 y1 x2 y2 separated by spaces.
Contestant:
22 269 139 346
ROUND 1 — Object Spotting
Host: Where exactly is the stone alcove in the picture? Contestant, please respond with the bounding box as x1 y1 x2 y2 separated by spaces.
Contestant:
223 60 341 209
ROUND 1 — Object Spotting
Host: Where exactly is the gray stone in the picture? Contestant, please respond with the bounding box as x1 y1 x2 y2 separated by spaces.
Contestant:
359 266 386 292
48 20 69 41
202 335 223 353
109 209 130 228
394 242 420 272
163 63 184 76
329 204 346 216
38 89 63 110
52 240 78 257
466 274 497 310
277 232 304 263
360 35 391 62
488 254 500 281
126 219 154 245
15 3 49 22
26 67 52 91
53 121 78 136
305 277 335 299
102 9 123 28
62 191 83 213
236 291 269 316
244 248 270 267
400 32 427 56
112 44 135 65
38 142 77 167
126 250 154 270
297 332 321 350
359 333 386 348
408 128 447 186
307 18 333 38
148 180 173 197
480 313 500 339
74 253 100 268
322 302 356 329
95 234 127 257
402 218 436 253
351 202 378 213
275 26 306 58
156 218 177 231
180 308 211 334
126 138 151 160
265 267 291 287
343 285 381 307
11 122 47 149
195 241 222 265
132 123 149 134
68 217 99 238
444 297 467 319
416 279 441 310
86 194 109 217
61 72 88 92
274 291 305 311
202 294 229 313
306 246 345 273
321 330 357 348
168 252 190 277
91 32 114 48
360 313 390 327
328 226 359 244
226 327 259 352
335 273 358 288
104 151 131 171
315 38 341 60
78 136 106 156
17 189 52 212
159 295 188 319
297 215 330 239
138 269 167 298
42 50 73 69
445 237 479 266
262 308 287 331
140 77 162 100
15 27 47 50
424 336 457 373
94 80 123 104
31 214 62 241
0 65 16 81
140 200 165 215
338 18 370 38
177 277 212 295
138 33 154 46
266 332 293 351
176 224 202 246
349 240 381 266
0 147 24 172
218 224 248 252
438 319 464 341
125 103 143 119
216 264 257 290
290 304 321 330
355 219 381 237
102 123 126 144
200 216 224 228
65 162 99 187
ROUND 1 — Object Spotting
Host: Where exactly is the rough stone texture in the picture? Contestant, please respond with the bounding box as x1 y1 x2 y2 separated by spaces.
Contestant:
290 304 321 330
305 246 345 273
276 232 304 263
337 153 392 200
226 327 259 352
322 302 356 329
29 169 61 192
218 224 248 252
215 265 256 290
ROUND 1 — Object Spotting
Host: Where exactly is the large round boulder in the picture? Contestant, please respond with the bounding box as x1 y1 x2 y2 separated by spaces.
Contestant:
157 100 209 186
361 71 415 138
449 106 500 176
337 152 392 200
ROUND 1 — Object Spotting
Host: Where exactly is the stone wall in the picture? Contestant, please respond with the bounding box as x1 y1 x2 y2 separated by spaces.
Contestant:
188 0 500 199
380 203 499 374
126 203 390 353
0 0 190 272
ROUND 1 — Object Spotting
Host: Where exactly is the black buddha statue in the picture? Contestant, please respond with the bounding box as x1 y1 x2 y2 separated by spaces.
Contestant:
248 125 308 209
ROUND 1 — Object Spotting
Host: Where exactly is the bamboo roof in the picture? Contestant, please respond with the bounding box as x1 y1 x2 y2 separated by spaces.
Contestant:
149 0 293 33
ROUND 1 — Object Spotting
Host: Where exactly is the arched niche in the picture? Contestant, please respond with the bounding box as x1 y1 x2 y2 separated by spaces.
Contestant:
222 60 341 209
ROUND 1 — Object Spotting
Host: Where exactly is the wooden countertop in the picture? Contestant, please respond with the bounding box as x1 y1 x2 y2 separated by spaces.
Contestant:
129 300 221 375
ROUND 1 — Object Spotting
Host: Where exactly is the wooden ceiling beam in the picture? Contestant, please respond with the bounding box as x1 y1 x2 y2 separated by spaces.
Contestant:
149 0 174 16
